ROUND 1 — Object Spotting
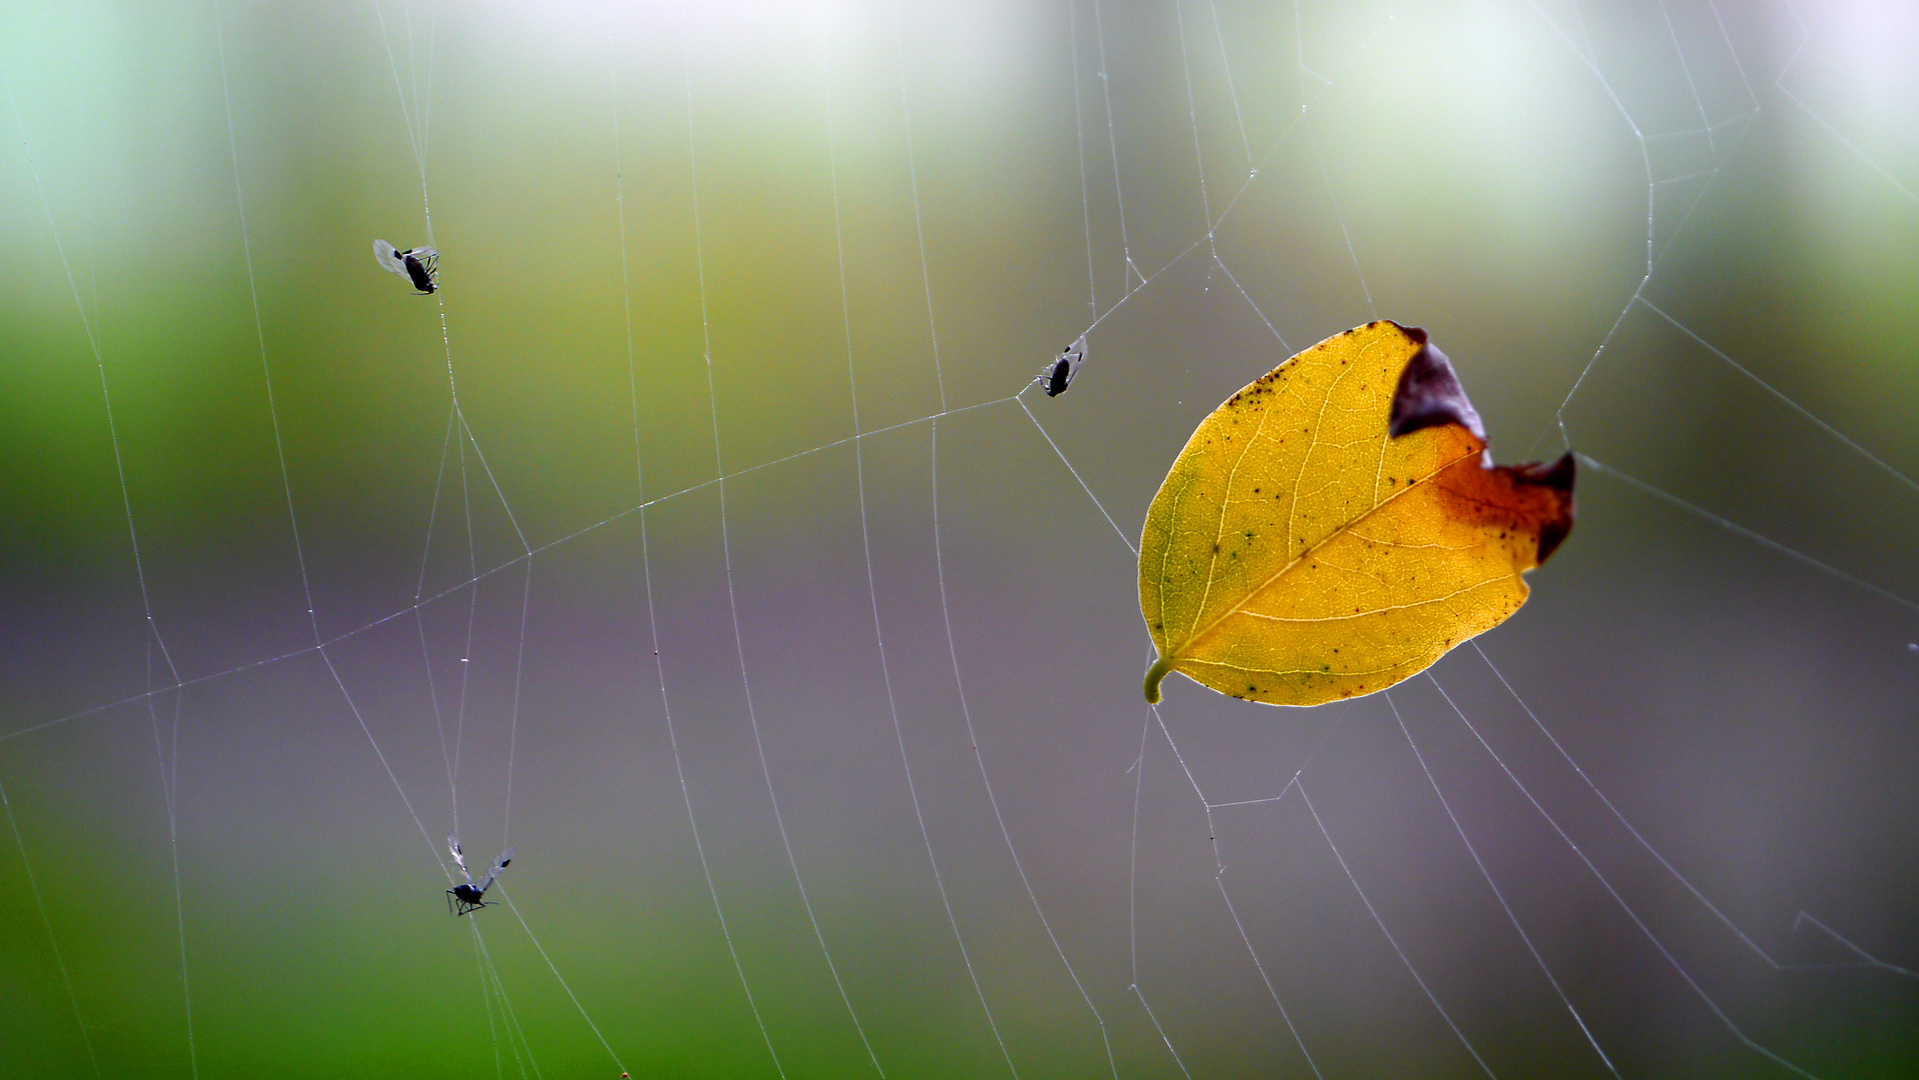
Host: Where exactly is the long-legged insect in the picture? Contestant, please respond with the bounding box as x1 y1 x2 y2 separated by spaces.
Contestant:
446 833 516 916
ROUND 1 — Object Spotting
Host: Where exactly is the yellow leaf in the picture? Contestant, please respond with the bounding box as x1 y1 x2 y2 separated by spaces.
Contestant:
1139 321 1574 707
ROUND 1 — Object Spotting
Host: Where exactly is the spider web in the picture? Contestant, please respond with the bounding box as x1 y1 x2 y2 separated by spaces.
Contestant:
2 0 1917 1077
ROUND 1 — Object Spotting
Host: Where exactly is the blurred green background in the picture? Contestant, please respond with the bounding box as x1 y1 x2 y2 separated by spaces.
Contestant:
3 0 1917 1076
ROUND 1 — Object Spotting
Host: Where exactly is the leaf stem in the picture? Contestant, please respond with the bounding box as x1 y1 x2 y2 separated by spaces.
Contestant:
1144 656 1175 703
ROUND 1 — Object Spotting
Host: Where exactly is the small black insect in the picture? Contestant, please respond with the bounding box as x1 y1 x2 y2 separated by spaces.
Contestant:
374 238 440 294
446 833 516 916
1039 334 1087 397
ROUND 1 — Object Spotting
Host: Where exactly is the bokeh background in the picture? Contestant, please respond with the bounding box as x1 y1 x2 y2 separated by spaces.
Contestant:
3 0 1917 1076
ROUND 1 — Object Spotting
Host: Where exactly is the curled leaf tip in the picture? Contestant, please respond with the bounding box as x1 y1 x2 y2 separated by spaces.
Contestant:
1388 333 1486 442
1520 451 1577 563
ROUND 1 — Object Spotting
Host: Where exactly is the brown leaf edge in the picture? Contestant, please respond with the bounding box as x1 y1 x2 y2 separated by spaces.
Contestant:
1392 326 1576 565
1142 324 1576 704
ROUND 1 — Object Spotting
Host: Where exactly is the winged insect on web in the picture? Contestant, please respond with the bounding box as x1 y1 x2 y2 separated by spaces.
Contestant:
373 238 439 294
445 833 516 916
1038 334 1086 397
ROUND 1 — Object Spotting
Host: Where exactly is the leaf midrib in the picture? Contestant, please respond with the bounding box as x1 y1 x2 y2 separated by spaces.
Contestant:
1168 439 1482 665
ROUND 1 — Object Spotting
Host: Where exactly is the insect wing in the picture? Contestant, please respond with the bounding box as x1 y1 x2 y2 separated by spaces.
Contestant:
1042 334 1087 397
447 832 471 880
373 238 407 276
476 845 516 892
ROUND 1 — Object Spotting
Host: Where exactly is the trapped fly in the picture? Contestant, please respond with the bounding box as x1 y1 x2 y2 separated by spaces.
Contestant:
373 238 439 294
445 832 516 916
1039 334 1087 397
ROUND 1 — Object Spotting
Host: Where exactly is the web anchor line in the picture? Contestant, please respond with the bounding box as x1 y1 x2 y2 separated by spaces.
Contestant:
929 424 1123 1077
496 887 624 1075
1473 643 1919 983
1578 456 1918 616
677 17 827 1075
1790 913 1919 979
1387 691 1621 1078
889 5 1022 1072
142 645 198 1080
1065 0 1098 314
377 3 604 1069
1089 0 1140 295
3 54 174 1076
1298 782 1498 1078
1139 697 1344 1076
1 774 102 1078
1428 674 1820 1079
1124 696 1227 1077
471 919 541 1078
0 393 1021 747
1213 879 1324 1080
469 923 507 1077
